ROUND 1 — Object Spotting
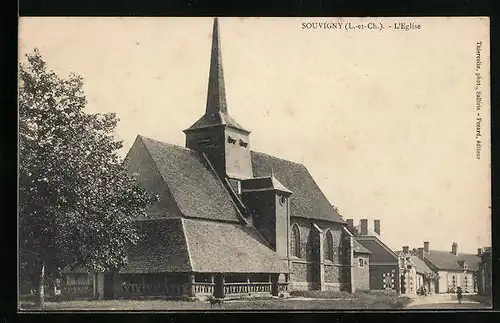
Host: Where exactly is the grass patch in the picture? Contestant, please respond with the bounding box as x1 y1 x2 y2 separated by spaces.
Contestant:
289 290 353 299
19 290 412 311
288 289 410 309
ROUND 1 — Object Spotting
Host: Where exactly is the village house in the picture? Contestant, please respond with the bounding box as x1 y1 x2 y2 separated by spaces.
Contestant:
345 219 400 292
477 247 492 297
404 241 482 294
60 18 367 300
349 235 372 291
397 246 437 295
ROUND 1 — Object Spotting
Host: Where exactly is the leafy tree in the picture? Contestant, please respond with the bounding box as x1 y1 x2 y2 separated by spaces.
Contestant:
19 49 158 306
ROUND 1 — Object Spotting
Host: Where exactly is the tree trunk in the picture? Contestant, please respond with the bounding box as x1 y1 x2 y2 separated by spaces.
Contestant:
35 262 45 308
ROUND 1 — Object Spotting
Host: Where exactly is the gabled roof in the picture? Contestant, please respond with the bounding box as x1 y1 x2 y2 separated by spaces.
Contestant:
131 136 344 225
121 217 288 274
353 239 371 254
410 256 434 275
251 151 345 223
355 236 398 263
424 250 481 271
138 136 242 223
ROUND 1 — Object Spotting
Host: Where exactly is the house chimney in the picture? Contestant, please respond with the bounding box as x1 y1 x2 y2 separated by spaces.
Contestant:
360 219 368 235
451 242 458 255
374 219 381 235
423 241 429 253
418 247 425 260
346 219 354 228
477 248 483 256
402 246 409 254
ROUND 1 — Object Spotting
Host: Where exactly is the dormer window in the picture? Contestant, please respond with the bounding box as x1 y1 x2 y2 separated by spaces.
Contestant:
227 135 237 144
239 139 248 147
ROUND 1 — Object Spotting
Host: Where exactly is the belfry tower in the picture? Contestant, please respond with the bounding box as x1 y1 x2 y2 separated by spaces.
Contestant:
183 18 254 180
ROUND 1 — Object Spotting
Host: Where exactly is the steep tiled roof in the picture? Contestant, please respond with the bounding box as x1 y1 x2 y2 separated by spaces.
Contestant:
133 136 343 224
458 253 481 271
121 217 289 274
410 256 434 275
122 217 289 274
139 136 241 223
424 250 481 271
353 239 371 254
121 218 192 273
183 218 289 273
355 237 398 263
251 151 345 223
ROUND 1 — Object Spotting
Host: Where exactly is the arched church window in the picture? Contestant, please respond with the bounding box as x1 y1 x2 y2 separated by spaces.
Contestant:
325 230 334 261
290 224 300 258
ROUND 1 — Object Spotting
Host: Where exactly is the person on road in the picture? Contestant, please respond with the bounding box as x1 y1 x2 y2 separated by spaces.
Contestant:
456 286 463 304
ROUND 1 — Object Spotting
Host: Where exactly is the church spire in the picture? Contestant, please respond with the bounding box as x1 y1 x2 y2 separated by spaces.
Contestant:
206 17 227 115
184 18 249 133
183 18 253 179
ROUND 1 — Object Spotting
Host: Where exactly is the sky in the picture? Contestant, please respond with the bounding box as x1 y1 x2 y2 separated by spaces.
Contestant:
19 17 491 254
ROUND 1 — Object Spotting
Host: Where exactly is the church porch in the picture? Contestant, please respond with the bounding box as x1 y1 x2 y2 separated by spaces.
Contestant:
112 272 289 299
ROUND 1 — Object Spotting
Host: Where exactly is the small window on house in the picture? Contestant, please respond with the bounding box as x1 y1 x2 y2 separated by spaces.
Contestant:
279 195 286 206
359 258 364 267
290 224 300 258
324 230 334 261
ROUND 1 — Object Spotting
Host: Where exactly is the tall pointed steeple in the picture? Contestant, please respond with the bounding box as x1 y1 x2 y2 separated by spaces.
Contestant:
206 17 227 115
184 18 248 133
184 18 253 180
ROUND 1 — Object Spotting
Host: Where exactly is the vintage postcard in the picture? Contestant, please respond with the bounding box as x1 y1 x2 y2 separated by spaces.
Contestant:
18 17 491 311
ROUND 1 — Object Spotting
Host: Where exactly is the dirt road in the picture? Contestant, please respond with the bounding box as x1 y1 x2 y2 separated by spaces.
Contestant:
405 293 490 309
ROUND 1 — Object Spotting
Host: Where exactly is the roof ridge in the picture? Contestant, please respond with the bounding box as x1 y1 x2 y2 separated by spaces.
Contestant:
180 218 195 271
200 152 249 225
300 166 345 224
137 135 193 152
357 235 398 258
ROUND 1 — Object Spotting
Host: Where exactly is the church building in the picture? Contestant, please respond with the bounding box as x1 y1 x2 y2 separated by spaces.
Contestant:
60 18 361 300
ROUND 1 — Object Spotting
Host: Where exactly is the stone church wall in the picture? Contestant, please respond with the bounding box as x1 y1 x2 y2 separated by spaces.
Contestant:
288 217 350 291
